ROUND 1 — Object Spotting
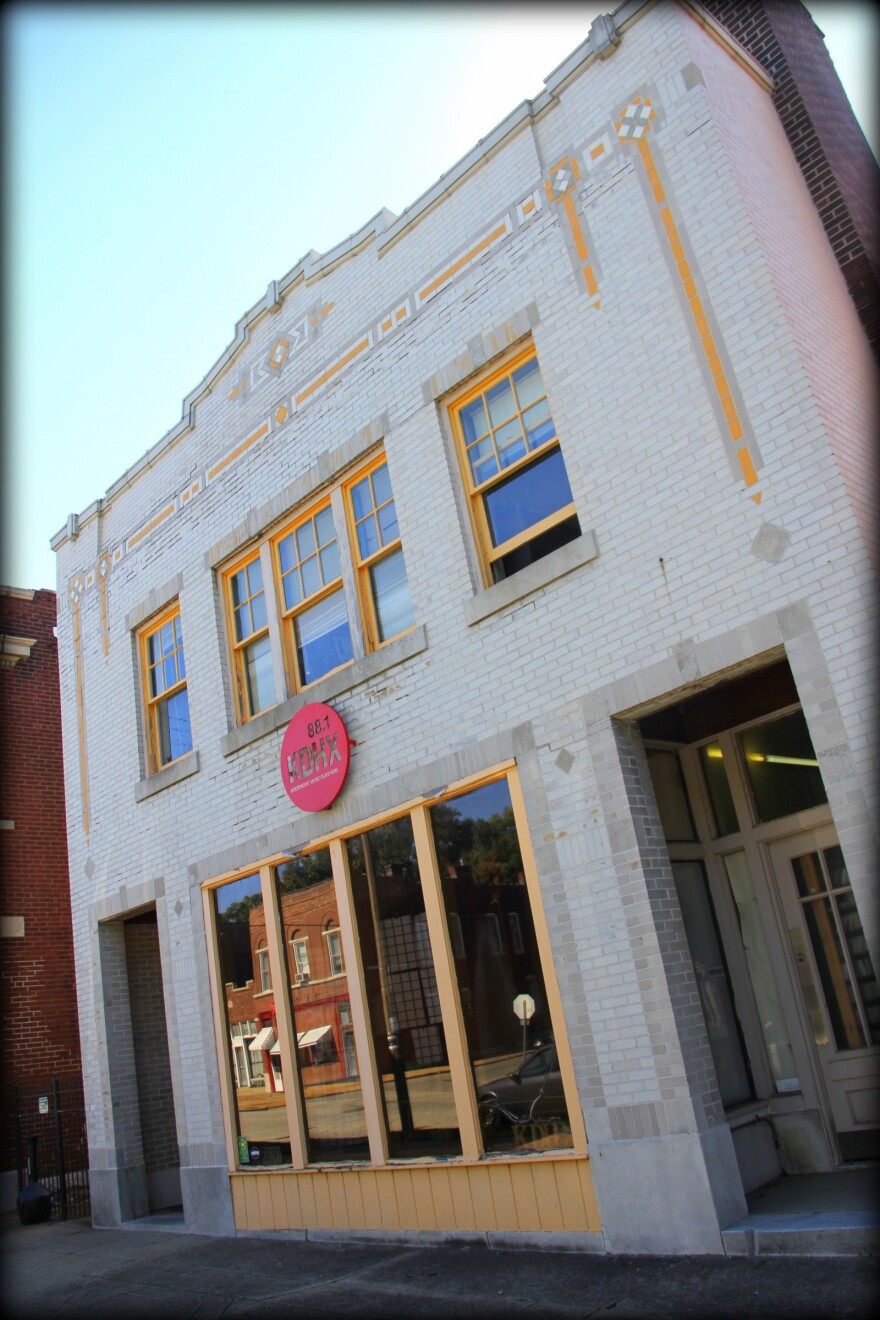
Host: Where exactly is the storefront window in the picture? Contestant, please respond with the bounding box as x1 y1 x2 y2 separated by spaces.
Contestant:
430 780 573 1153
347 818 462 1159
275 851 370 1163
214 874 291 1167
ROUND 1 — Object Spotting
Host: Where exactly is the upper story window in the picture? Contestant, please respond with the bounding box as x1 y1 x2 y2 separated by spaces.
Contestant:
449 345 580 585
325 927 344 977
139 604 193 772
222 450 414 724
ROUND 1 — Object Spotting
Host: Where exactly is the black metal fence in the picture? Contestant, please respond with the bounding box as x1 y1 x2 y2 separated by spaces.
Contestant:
13 1076 90 1221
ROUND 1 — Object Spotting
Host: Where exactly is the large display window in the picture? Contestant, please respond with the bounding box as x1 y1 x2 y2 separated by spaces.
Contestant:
205 765 584 1171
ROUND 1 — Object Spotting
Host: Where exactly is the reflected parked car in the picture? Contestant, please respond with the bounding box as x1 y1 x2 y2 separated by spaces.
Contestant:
477 1042 566 1130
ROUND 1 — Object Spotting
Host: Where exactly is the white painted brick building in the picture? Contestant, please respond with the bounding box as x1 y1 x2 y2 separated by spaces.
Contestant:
53 1 878 1253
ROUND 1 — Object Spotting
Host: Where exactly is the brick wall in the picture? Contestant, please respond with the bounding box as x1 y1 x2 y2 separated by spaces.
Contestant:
124 914 179 1175
701 0 880 355
0 588 82 1174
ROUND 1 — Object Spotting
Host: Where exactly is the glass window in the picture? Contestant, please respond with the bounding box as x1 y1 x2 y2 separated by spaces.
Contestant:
723 851 799 1093
140 605 193 772
292 938 311 982
326 929 344 977
429 779 574 1153
672 860 753 1108
739 711 827 823
699 743 739 837
348 460 414 645
347 818 462 1159
222 451 412 722
214 874 291 1167
276 851 369 1163
228 555 276 718
646 748 697 842
451 347 580 585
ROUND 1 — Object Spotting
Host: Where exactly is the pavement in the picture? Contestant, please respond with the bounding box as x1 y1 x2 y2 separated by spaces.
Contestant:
2 1169 878 1320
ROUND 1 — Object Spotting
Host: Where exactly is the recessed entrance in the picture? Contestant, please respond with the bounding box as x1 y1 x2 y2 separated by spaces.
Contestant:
639 659 880 1184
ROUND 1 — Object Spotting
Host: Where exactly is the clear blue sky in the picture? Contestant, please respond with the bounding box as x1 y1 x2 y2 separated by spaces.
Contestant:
4 3 876 592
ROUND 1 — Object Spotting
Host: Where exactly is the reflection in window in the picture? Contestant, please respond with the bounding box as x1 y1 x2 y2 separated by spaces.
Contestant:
739 711 827 823
699 743 739 837
214 874 291 1167
348 819 462 1159
276 851 369 1163
430 779 573 1153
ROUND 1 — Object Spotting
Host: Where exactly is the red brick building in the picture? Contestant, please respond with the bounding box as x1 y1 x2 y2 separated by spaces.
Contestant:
0 587 83 1211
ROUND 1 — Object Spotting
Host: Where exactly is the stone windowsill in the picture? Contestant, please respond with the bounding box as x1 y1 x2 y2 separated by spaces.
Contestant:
135 749 200 802
463 530 599 627
221 624 429 758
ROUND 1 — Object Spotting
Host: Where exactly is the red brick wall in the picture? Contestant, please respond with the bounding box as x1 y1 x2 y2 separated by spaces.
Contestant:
0 589 82 1172
701 0 880 355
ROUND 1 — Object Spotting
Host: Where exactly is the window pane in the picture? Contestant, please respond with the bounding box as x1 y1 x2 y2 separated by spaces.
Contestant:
296 521 316 560
371 548 414 642
157 688 192 765
724 851 799 1092
319 540 341 583
357 515 380 560
295 589 353 686
835 889 880 1045
495 417 527 469
739 711 827 822
803 895 865 1050
461 398 488 445
377 501 399 545
347 819 462 1159
646 749 696 842
522 398 556 450
430 779 573 1154
276 853 369 1163
315 505 335 547
372 463 392 507
699 744 739 837
486 378 516 428
278 533 296 575
300 555 321 599
350 475 372 521
244 635 276 715
672 860 753 1107
215 875 291 1168
512 358 544 410
467 437 498 487
250 587 267 634
484 447 573 548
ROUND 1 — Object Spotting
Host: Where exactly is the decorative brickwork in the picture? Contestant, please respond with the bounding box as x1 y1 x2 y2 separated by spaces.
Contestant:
701 0 880 357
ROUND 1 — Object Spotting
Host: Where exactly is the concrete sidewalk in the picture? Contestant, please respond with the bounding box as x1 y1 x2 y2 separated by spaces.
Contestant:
3 1216 878 1320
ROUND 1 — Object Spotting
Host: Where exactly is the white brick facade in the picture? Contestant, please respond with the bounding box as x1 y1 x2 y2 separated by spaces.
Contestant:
54 3 878 1253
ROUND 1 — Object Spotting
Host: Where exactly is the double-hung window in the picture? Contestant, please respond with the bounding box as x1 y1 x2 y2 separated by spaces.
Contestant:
449 345 580 585
139 604 193 772
222 450 414 723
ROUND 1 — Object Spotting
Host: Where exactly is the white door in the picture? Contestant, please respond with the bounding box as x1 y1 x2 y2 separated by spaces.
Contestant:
770 828 880 1157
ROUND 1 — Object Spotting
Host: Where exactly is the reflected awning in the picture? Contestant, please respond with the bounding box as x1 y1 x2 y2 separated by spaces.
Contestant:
297 1025 331 1049
248 1026 276 1053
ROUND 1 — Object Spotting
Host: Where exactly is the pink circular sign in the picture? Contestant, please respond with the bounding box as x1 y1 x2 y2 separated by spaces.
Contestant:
279 703 351 811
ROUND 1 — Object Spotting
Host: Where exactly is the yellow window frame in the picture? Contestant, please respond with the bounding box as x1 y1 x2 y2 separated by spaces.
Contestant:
272 497 353 694
344 451 414 651
223 548 271 724
138 602 191 774
448 343 576 586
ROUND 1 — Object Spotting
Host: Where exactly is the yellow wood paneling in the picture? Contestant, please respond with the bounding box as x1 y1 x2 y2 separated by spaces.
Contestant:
487 1163 518 1232
445 1166 477 1231
312 1172 332 1228
283 1173 303 1230
376 1170 400 1231
327 1174 350 1230
341 1170 367 1231
553 1161 589 1233
467 1165 496 1231
509 1163 541 1232
410 1167 438 1231
231 1156 601 1237
392 1168 418 1229
269 1174 287 1229
529 1160 564 1233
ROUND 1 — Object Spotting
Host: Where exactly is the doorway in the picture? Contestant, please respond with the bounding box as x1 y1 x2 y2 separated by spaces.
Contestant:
639 660 880 1178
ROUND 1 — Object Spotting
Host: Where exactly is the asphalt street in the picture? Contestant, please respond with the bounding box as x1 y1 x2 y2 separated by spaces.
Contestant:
2 1216 878 1320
